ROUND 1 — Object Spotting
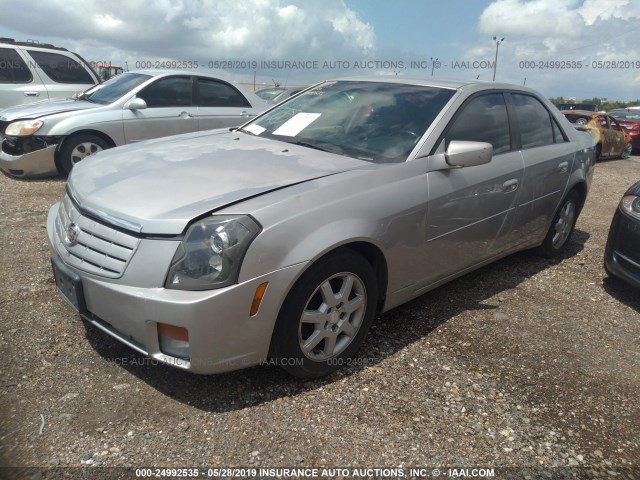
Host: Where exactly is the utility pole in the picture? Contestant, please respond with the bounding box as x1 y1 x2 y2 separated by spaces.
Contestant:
492 37 504 81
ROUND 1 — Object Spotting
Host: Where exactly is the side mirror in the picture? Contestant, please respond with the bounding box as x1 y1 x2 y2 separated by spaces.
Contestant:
445 140 493 167
126 98 147 110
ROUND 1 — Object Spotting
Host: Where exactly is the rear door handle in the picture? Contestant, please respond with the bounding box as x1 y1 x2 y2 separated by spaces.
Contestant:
240 111 254 117
558 161 569 173
24 91 40 97
502 179 519 193
178 111 193 118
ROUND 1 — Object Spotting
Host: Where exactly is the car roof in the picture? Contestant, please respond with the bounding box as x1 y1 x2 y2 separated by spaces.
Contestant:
123 69 249 85
322 76 548 96
0 38 70 52
561 110 601 116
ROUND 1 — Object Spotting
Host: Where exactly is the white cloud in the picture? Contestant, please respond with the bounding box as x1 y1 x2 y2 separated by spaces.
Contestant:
0 0 375 61
578 0 640 25
475 0 640 100
478 0 584 38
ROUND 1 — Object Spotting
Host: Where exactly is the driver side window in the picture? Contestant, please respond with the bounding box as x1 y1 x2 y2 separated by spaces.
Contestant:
446 93 512 154
137 76 192 108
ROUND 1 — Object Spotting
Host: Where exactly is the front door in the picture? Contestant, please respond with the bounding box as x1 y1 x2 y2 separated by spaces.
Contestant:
123 75 197 143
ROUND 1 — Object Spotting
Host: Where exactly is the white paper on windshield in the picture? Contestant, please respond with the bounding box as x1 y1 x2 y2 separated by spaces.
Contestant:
273 113 321 136
243 123 266 135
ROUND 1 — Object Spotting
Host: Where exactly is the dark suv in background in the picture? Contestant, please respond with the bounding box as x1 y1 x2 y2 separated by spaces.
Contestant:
555 103 599 112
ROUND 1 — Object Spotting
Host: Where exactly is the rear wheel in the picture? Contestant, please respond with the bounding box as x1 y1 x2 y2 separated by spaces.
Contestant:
58 134 109 176
535 190 580 258
270 250 378 379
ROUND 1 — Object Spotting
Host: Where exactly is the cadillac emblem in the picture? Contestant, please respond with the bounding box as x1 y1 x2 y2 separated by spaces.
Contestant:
64 223 81 247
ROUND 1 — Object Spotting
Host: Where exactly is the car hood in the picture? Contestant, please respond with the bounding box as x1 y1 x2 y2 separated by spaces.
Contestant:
68 130 370 234
0 99 99 121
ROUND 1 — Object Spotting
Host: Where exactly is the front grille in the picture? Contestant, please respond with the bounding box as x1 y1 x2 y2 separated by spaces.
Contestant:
53 194 140 278
0 119 8 135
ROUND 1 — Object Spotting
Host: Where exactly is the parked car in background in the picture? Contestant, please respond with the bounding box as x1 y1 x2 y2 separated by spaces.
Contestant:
561 110 633 160
608 108 640 153
0 70 268 177
46 78 595 379
555 103 599 112
605 180 640 288
0 38 99 109
254 86 307 104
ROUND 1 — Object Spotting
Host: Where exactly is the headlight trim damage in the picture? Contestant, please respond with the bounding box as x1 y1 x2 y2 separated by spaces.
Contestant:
165 214 262 290
620 195 640 220
5 119 44 136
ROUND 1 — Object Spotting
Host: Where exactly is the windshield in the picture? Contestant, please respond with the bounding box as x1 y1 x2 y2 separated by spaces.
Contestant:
244 81 455 163
81 73 152 105
255 88 287 101
609 110 640 121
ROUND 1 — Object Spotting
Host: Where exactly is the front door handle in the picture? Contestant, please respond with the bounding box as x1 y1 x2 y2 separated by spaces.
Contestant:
502 179 519 193
178 111 193 118
24 91 40 97
240 111 253 117
558 161 569 173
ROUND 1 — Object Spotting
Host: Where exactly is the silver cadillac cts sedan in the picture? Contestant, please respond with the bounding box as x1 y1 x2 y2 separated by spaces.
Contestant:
46 78 596 379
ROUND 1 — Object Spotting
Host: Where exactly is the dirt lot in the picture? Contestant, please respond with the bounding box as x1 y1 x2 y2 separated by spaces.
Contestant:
1 155 639 478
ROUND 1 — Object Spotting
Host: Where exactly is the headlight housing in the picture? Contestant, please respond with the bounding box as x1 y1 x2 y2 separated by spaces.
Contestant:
5 119 44 136
165 215 261 290
620 195 640 220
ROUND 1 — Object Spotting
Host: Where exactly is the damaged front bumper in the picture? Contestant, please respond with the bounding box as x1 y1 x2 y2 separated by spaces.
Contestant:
0 135 62 177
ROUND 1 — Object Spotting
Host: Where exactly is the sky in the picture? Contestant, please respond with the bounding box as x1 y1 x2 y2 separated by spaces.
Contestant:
1 0 639 101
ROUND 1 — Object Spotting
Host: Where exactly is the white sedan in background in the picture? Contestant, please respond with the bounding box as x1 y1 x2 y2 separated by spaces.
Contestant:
0 70 267 177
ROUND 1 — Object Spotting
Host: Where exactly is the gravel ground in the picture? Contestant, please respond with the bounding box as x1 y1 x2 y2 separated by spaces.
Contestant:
0 156 639 479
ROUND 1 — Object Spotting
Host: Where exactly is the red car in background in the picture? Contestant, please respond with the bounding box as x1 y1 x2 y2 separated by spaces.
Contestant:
608 109 640 153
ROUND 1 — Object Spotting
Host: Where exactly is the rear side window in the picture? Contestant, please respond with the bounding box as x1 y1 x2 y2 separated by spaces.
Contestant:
197 78 250 107
511 94 555 149
552 118 567 143
27 50 94 84
0 47 32 83
446 93 511 154
137 76 193 107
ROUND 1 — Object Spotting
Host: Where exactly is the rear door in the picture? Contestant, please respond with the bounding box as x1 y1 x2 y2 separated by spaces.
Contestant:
195 76 256 130
25 49 96 101
507 93 573 241
604 115 628 157
122 75 198 142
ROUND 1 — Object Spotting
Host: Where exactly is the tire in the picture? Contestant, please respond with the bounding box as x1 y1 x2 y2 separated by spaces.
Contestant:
620 142 632 159
270 250 378 379
58 134 109 176
535 190 580 258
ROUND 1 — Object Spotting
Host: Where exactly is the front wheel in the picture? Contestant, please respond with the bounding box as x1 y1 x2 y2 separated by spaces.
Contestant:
270 250 378 379
58 134 110 176
620 142 632 159
535 190 580 258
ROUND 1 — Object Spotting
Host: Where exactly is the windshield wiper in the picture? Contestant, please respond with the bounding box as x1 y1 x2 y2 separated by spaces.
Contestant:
236 126 256 135
75 92 94 103
288 140 337 153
